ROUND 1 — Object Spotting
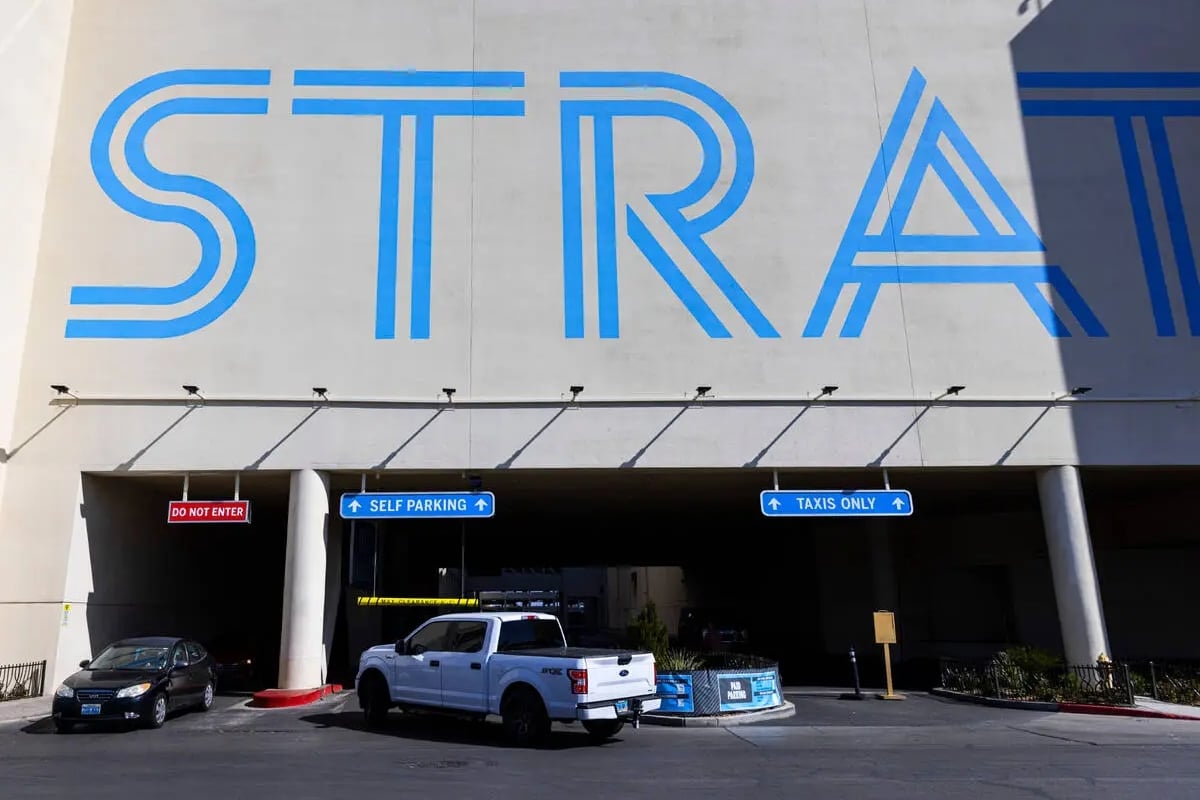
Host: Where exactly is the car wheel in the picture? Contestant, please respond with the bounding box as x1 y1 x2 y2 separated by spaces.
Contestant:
53 719 73 734
501 688 549 747
199 681 215 712
361 674 390 729
582 719 624 741
143 692 168 729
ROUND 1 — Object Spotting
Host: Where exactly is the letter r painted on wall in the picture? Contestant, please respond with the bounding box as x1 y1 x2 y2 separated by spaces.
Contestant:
292 70 525 340
67 69 271 339
559 72 779 339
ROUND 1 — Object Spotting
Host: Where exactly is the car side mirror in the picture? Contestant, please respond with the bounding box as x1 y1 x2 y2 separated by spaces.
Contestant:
394 640 407 655
78 659 90 669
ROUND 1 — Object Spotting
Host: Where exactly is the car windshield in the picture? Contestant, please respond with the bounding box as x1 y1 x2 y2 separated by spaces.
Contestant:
87 644 170 671
497 619 566 651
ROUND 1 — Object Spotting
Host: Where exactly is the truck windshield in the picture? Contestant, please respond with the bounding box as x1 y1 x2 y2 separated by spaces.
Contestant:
497 619 566 651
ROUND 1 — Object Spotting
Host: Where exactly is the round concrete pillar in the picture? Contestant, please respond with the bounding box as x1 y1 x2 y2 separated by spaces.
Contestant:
1037 465 1110 666
278 469 330 689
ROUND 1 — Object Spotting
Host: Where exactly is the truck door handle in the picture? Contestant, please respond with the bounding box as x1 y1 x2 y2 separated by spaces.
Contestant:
429 660 440 668
470 662 481 670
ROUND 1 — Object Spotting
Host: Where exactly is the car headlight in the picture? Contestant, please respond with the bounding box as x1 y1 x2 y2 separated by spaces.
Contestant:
55 684 74 698
116 682 152 699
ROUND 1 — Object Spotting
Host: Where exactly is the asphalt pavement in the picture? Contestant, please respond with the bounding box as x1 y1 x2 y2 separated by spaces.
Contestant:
3 692 1200 799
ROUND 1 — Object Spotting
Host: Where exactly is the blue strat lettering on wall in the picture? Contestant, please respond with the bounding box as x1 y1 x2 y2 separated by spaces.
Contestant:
1018 71 1200 337
559 72 778 339
291 70 525 340
68 69 270 338
803 67 1107 339
66 66 1197 341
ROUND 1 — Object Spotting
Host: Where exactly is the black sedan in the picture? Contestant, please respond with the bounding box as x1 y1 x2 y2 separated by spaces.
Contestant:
51 636 217 732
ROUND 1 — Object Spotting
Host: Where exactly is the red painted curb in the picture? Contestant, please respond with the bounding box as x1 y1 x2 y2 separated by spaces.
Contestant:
249 684 343 709
1057 702 1200 721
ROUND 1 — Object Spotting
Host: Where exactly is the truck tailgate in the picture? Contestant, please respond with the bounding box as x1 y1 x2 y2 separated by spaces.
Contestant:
580 652 656 701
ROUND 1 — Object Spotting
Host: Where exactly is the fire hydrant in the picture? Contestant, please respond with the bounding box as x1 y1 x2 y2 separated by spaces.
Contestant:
1097 652 1114 689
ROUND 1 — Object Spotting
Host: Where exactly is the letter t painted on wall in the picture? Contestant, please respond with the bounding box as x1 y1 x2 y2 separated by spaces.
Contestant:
291 70 525 339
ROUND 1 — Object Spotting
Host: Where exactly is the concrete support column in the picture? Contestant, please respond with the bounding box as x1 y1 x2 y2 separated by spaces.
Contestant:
278 469 330 689
1037 466 1110 666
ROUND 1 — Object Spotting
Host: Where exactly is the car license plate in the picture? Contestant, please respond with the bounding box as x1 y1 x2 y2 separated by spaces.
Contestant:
614 700 629 714
81 704 101 716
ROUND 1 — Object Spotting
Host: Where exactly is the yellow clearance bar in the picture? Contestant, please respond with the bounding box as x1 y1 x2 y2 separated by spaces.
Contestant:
356 596 480 608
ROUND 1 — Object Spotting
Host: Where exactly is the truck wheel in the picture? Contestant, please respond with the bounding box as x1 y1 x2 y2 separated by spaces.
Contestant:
360 674 390 729
582 719 624 741
501 688 549 747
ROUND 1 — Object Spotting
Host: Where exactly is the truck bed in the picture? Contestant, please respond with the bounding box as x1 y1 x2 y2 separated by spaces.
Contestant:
496 647 642 660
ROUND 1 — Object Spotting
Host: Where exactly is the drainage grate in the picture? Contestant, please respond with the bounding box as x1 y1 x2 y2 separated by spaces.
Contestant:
395 759 482 770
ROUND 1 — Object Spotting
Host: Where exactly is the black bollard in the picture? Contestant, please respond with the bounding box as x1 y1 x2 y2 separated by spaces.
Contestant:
840 646 865 700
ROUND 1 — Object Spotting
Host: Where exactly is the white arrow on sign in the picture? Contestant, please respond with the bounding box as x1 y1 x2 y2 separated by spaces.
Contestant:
348 499 362 513
475 498 489 511
767 498 781 510
892 497 905 510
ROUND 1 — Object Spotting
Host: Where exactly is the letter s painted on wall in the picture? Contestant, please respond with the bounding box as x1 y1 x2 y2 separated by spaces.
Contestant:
65 69 271 339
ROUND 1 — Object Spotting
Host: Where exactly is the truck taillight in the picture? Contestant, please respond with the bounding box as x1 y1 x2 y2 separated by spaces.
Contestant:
568 668 588 695
653 663 657 685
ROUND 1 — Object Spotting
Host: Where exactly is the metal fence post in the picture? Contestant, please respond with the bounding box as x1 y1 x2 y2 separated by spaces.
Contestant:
1122 664 1134 707
1150 661 1159 701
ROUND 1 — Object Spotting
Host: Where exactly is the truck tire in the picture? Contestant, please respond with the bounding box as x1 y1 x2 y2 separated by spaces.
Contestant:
360 673 390 729
501 687 549 747
582 719 624 741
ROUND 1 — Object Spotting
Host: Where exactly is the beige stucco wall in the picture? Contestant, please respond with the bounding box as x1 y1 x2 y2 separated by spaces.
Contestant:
2 0 1199 679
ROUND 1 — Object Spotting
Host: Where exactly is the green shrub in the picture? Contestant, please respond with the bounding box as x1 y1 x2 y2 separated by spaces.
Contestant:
657 649 704 671
627 600 670 661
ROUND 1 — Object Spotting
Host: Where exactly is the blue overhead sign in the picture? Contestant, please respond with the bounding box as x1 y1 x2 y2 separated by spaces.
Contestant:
760 489 914 518
339 491 496 519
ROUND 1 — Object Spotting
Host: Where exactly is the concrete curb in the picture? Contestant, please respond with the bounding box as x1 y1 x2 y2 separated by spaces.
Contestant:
932 687 1200 720
931 687 1059 712
249 684 342 709
640 701 796 728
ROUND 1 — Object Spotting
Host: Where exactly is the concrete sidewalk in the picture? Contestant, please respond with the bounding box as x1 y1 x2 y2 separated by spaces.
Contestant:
0 697 51 726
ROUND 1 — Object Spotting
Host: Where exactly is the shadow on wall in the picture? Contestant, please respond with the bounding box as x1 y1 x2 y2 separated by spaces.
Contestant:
79 475 288 684
1010 0 1200 463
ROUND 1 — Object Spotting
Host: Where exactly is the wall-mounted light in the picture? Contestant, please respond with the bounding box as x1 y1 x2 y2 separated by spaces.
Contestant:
50 384 72 396
1070 386 1092 396
945 385 966 396
569 385 584 402
695 386 712 398
182 385 204 406
312 387 329 400
820 385 839 397
441 387 456 405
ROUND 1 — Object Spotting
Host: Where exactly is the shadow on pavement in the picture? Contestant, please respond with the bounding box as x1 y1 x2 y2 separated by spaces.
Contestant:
300 710 616 751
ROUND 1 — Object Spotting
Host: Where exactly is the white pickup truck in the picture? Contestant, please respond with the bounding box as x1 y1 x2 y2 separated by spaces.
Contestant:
354 611 660 745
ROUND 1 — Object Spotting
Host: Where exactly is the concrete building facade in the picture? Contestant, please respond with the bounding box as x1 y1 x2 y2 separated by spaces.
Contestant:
2 0 1198 689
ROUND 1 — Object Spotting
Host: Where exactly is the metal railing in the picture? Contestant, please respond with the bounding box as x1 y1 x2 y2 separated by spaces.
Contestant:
1127 662 1200 706
939 657 1135 706
0 660 46 702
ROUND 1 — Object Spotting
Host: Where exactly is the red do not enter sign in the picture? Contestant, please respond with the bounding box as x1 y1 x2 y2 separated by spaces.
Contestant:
168 500 251 524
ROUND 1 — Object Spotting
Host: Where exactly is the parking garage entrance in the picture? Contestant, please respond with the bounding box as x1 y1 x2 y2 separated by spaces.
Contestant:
76 472 293 693
333 467 1200 690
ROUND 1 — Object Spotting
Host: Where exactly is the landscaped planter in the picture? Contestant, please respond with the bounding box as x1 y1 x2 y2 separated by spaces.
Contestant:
655 654 783 716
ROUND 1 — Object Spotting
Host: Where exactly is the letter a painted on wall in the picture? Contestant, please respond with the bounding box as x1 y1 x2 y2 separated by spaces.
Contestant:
803 68 1107 339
